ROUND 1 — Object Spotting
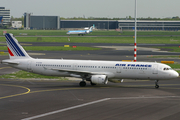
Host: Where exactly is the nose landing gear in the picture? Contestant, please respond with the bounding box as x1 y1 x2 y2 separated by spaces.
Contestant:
155 80 159 89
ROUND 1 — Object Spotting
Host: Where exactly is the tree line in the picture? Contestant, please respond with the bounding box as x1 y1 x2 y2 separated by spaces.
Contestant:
60 16 180 21
11 16 180 22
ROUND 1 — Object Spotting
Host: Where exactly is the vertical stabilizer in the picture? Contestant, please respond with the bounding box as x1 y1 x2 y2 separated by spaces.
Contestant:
5 33 31 59
89 26 94 32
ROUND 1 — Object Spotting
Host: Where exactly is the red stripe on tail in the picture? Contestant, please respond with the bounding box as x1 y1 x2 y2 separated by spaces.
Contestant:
7 47 14 56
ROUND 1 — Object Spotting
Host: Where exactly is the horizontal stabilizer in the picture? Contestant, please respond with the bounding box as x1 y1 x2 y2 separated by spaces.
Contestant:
1 60 19 65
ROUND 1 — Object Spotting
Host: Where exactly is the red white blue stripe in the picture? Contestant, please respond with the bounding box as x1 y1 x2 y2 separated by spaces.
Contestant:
5 33 25 57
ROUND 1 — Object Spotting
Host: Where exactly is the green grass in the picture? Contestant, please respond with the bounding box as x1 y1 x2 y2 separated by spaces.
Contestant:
148 55 180 58
0 36 180 44
1 30 180 36
153 46 180 52
0 70 67 80
0 46 101 51
167 63 180 69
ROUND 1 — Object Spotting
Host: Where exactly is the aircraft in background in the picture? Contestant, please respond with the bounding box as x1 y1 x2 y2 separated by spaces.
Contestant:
67 25 94 36
2 33 179 88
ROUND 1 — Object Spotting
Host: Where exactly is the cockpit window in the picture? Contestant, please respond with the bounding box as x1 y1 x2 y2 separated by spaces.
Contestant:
163 68 172 70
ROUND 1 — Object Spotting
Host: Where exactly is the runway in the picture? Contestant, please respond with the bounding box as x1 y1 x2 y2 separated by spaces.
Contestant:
0 43 180 120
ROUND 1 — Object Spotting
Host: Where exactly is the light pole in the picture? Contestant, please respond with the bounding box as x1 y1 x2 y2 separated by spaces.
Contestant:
108 16 109 31
134 0 137 62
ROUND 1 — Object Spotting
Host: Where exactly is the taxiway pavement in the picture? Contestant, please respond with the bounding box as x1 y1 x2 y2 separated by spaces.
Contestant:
0 43 180 120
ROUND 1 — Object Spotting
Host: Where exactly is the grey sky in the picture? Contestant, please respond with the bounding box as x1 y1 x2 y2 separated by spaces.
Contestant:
2 0 180 18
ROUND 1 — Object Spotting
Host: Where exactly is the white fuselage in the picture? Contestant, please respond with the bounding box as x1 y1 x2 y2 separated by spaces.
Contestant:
3 58 179 82
67 26 93 35
67 30 90 35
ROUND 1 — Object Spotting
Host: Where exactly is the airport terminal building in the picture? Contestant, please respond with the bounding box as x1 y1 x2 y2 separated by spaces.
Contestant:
24 13 60 30
24 13 180 31
0 7 10 25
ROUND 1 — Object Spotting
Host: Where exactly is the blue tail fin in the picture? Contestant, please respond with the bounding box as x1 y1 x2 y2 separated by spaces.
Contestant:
5 33 31 59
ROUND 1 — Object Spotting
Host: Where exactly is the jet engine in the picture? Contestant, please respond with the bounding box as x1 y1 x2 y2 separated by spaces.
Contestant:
91 75 108 85
86 30 90 33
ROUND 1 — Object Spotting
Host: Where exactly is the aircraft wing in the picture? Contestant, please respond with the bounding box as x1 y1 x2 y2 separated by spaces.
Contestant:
51 68 115 78
51 68 105 75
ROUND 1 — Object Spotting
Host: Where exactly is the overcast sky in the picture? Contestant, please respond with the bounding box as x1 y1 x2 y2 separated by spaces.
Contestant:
2 0 180 18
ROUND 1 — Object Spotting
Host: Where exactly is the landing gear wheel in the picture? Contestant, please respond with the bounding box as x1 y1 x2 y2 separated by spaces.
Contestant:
155 80 159 89
79 81 86 87
155 85 159 89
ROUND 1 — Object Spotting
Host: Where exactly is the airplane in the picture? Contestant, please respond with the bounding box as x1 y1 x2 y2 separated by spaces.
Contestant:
66 26 94 36
2 33 179 88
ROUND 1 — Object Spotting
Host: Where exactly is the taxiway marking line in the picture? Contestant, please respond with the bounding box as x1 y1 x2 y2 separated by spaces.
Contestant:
0 84 30 100
0 67 12 70
29 87 92 94
21 98 110 120
111 96 180 100
22 95 180 120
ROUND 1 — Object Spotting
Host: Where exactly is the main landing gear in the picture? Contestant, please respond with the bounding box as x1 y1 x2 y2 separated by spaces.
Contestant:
155 80 159 89
79 80 86 87
79 78 97 87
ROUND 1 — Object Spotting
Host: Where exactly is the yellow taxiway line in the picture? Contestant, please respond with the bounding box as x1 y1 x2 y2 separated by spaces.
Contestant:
0 67 12 70
0 84 30 100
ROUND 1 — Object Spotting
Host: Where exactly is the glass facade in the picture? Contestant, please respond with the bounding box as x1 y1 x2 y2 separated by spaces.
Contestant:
0 7 10 25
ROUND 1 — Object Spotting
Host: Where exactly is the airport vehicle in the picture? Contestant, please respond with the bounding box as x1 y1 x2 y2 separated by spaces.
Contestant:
67 26 93 36
2 33 179 88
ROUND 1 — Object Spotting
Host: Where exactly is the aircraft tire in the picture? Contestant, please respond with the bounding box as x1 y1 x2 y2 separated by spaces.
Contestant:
79 81 86 87
155 85 159 89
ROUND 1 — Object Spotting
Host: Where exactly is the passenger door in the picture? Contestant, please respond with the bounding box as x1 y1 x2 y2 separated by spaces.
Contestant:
27 60 32 71
153 65 158 74
116 67 121 73
73 63 78 70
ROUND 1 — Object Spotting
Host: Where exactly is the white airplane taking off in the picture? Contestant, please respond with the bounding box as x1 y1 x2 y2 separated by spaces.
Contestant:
2 33 179 88
67 26 94 36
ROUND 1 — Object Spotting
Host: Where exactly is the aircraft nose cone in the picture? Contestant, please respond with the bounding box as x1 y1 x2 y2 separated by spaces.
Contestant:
173 71 179 78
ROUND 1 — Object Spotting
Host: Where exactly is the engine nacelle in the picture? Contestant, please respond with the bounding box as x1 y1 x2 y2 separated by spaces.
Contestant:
91 75 108 85
86 30 90 33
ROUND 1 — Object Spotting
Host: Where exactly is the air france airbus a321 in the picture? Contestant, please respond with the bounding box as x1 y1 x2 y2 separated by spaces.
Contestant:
67 26 94 36
2 33 179 88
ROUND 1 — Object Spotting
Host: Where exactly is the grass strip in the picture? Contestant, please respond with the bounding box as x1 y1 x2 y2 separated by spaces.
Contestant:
153 46 180 52
166 63 180 69
0 70 67 80
1 30 180 36
0 46 101 51
148 55 180 58
0 36 180 44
